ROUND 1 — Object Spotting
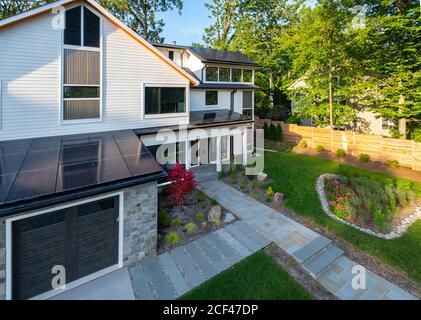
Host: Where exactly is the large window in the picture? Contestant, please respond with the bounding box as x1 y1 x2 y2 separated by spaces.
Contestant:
243 91 253 116
206 91 218 106
145 87 186 115
63 5 101 121
243 69 253 83
206 67 218 82
219 68 231 82
232 69 242 82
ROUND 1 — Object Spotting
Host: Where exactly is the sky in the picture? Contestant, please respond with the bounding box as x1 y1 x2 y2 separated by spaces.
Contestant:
156 0 212 46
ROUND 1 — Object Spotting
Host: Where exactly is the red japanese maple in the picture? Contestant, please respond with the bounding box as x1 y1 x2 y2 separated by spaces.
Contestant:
167 162 197 208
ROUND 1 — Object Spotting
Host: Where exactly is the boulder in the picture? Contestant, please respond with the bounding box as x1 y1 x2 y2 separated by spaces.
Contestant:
208 205 222 222
273 192 284 203
257 172 268 183
223 213 235 223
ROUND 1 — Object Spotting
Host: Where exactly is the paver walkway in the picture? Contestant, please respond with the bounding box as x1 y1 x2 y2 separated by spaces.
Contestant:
199 180 417 300
129 220 271 300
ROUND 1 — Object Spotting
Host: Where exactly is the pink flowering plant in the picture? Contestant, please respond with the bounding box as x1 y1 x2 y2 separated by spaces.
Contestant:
324 178 356 220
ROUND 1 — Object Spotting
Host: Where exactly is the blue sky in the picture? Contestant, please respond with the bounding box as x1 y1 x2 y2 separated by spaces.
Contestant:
157 0 212 46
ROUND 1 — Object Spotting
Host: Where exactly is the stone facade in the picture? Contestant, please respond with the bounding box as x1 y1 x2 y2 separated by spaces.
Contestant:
0 181 158 300
122 182 158 266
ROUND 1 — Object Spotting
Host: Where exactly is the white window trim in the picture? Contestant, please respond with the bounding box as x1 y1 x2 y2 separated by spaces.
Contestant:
142 83 190 119
61 4 103 125
5 192 124 301
205 66 254 84
205 90 219 107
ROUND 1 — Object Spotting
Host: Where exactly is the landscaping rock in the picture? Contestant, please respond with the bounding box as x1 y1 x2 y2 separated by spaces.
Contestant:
257 172 268 183
208 205 222 222
273 192 284 203
223 213 235 223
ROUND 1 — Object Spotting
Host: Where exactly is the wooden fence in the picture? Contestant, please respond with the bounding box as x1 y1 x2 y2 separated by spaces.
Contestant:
256 119 421 172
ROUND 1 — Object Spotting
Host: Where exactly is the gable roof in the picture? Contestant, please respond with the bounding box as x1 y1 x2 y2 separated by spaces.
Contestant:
0 0 199 85
153 43 258 67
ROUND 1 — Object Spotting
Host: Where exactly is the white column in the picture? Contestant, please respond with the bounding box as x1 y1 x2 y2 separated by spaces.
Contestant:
242 129 248 166
185 139 190 170
216 136 222 172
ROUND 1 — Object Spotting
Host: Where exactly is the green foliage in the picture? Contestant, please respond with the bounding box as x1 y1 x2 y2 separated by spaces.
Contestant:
389 127 401 139
0 0 55 20
359 154 371 163
315 145 325 153
195 213 206 221
171 218 181 228
252 191 260 198
268 123 276 140
408 127 421 142
387 159 400 169
263 122 269 139
219 170 226 179
214 219 222 227
185 223 198 234
275 124 283 141
200 221 208 229
335 149 346 157
240 182 248 190
299 140 307 149
266 186 274 197
165 232 181 246
211 198 219 206
158 208 170 228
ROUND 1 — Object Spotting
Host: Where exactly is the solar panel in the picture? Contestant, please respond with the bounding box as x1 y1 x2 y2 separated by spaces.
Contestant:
20 149 60 172
0 173 16 204
0 153 26 175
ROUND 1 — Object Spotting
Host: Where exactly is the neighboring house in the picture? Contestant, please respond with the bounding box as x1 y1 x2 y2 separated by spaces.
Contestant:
288 77 395 135
0 0 256 300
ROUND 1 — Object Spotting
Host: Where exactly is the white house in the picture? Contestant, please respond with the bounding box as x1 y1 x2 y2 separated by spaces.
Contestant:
0 0 257 300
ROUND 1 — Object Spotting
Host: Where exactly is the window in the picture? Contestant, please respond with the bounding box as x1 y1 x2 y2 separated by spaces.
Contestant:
169 50 174 61
243 69 253 83
64 6 100 48
145 87 186 115
219 68 230 82
232 68 242 82
206 91 218 105
206 67 218 82
63 5 101 121
243 91 253 116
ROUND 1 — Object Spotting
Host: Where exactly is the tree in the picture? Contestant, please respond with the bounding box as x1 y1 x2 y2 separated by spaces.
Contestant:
0 0 54 19
167 162 196 208
98 0 183 43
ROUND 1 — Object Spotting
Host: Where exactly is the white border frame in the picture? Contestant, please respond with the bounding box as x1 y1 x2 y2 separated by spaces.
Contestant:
5 191 124 300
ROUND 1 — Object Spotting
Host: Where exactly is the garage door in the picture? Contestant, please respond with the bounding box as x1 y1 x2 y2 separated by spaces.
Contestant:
12 196 119 300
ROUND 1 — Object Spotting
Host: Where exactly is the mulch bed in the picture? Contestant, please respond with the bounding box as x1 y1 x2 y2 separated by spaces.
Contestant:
157 188 236 253
293 146 421 183
222 171 421 298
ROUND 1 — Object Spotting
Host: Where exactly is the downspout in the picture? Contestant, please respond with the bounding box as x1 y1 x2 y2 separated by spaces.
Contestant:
230 89 237 113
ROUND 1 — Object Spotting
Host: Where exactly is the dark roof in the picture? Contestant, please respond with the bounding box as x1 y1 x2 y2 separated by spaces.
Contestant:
182 67 200 82
191 83 259 90
189 110 252 127
153 43 258 66
0 130 166 217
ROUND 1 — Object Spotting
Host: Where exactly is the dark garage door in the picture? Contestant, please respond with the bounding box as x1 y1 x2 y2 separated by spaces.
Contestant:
12 196 119 300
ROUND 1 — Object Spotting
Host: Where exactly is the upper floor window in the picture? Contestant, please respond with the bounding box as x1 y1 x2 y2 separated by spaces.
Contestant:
232 68 242 82
64 6 100 48
145 87 186 115
219 68 231 82
169 50 174 61
243 69 253 83
243 91 253 116
206 67 218 82
206 91 218 106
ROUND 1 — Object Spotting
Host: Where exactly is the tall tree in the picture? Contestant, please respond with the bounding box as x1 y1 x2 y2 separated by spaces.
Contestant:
98 0 183 43
0 0 54 19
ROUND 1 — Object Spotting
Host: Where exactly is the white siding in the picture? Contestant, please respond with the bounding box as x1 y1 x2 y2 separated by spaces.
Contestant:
0 11 190 141
191 89 244 114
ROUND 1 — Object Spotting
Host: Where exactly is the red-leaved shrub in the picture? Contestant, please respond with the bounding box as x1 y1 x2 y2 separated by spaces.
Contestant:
167 162 197 208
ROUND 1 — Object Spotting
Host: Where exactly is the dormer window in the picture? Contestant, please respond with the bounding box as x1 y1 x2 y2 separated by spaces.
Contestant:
169 50 174 61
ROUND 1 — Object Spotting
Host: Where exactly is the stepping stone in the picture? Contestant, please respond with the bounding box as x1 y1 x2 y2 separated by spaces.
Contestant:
129 265 155 300
142 256 175 300
304 246 344 278
195 237 230 272
205 233 242 265
216 229 252 258
234 221 271 248
292 235 332 264
171 247 205 287
184 242 218 280
159 252 191 297
225 223 261 252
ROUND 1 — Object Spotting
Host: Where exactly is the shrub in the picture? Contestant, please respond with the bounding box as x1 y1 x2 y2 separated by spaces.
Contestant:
266 186 274 197
359 154 371 162
167 162 197 208
275 124 283 141
185 223 197 234
408 127 421 142
214 219 222 227
211 198 219 206
387 159 400 169
335 149 346 157
231 178 238 185
299 140 307 148
252 191 260 198
197 192 206 203
268 123 276 140
195 213 206 221
219 170 226 179
315 145 325 153
389 127 401 139
165 232 180 246
200 221 207 229
158 209 170 228
171 218 181 228
265 196 273 203
252 181 258 189
263 122 269 139
240 182 248 190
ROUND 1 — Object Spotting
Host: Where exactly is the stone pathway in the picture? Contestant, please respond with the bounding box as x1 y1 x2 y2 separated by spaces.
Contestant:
128 220 271 300
199 180 417 300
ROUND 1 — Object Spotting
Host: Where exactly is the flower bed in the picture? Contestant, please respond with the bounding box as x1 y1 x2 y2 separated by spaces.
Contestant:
317 174 421 239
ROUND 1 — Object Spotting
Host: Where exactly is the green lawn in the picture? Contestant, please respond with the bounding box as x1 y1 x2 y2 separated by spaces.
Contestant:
180 251 313 300
264 151 421 283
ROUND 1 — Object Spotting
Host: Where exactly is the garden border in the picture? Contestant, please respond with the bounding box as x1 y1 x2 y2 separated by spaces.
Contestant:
316 174 421 239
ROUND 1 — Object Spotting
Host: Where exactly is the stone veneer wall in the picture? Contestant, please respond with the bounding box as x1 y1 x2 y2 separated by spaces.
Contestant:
0 181 158 300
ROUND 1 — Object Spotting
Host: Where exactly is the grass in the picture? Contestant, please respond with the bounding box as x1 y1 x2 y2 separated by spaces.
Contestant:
264 151 421 283
180 251 312 300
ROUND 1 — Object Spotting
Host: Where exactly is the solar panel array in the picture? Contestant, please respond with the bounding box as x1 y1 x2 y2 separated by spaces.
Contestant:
0 130 165 206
